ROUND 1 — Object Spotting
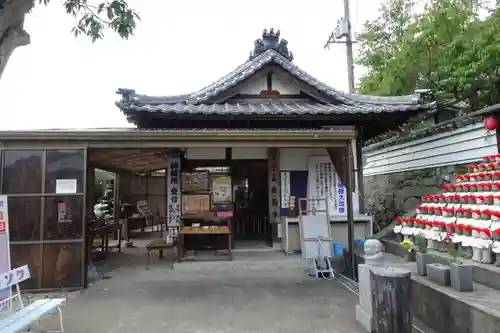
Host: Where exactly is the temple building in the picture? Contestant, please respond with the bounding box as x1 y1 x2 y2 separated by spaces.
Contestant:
0 28 434 290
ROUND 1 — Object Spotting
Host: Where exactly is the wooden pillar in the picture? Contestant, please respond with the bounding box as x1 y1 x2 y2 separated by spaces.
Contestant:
85 163 95 219
346 140 355 278
370 267 412 333
355 128 365 214
113 174 120 224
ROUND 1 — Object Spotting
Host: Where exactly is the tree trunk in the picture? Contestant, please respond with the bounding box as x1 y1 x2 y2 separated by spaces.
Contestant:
370 267 412 333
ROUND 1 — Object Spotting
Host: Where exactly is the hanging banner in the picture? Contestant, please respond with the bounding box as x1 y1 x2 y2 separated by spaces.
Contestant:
280 171 307 217
280 172 291 209
167 155 181 226
307 156 357 216
0 195 11 307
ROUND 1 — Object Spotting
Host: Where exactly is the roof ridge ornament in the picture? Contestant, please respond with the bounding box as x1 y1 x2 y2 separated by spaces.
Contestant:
116 88 136 105
249 28 294 62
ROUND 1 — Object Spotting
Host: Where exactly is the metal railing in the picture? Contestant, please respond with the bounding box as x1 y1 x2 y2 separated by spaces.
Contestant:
337 273 426 333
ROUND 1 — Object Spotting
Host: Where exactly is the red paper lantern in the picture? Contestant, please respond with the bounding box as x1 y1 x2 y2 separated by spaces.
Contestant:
485 117 499 130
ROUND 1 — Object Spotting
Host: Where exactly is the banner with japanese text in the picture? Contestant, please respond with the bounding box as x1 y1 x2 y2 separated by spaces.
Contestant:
280 171 308 217
306 156 358 216
0 195 11 306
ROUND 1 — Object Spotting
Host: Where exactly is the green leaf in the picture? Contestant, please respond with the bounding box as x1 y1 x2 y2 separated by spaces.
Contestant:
39 0 139 41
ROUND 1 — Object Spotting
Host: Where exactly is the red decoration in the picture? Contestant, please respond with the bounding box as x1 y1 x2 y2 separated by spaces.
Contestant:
485 117 499 131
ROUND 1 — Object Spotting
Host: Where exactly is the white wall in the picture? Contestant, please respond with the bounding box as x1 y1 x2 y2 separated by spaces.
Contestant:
237 72 300 95
185 147 226 159
232 147 267 159
279 148 329 170
364 122 498 176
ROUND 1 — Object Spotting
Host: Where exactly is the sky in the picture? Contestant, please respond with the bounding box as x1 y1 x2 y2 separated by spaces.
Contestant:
0 0 384 130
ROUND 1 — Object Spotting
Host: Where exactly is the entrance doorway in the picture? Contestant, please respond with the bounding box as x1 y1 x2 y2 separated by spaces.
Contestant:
231 160 271 247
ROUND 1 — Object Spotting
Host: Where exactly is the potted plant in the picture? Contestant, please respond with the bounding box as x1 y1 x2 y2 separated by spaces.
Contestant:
415 234 431 276
400 239 416 262
445 232 473 292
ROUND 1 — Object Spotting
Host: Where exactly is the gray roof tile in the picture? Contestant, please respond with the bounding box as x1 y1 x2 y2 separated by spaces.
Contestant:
119 100 433 116
116 41 434 118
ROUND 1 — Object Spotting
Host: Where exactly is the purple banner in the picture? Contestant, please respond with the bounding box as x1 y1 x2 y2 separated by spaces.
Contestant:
280 171 308 217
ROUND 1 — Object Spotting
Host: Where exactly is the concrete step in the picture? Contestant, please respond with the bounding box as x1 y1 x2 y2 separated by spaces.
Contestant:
382 238 500 292
361 251 500 333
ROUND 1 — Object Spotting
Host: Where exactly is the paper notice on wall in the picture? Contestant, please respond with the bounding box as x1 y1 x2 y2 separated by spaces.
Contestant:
212 175 232 202
56 179 77 194
58 202 73 224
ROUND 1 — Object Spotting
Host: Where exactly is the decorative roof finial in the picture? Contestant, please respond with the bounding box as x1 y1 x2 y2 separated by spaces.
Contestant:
249 28 294 62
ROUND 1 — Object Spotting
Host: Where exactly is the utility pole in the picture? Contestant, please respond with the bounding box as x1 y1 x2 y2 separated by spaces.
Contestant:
324 0 356 92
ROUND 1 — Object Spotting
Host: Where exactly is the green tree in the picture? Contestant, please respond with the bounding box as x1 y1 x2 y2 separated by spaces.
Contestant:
357 0 500 110
39 0 139 41
356 0 417 95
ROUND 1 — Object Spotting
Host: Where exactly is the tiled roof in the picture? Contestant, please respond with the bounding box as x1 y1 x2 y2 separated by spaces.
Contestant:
120 100 433 116
117 49 428 110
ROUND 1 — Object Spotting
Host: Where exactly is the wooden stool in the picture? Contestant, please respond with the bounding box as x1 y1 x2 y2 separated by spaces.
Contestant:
146 239 174 269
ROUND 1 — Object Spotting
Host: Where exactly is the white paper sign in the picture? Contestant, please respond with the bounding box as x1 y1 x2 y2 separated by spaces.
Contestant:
56 179 77 194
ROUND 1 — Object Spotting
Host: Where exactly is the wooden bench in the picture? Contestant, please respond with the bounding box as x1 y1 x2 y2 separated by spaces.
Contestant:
0 265 66 333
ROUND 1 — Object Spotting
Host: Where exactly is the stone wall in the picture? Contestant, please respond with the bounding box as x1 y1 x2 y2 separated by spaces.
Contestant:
363 164 467 230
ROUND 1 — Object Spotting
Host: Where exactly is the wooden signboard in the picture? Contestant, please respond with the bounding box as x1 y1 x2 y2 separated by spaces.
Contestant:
182 194 210 215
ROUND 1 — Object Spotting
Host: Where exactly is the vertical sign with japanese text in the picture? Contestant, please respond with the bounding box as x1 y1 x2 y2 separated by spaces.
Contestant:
167 155 181 226
307 156 357 216
0 195 11 306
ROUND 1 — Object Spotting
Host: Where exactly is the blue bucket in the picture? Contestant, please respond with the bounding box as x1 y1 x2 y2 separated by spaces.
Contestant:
332 242 345 257
355 238 366 248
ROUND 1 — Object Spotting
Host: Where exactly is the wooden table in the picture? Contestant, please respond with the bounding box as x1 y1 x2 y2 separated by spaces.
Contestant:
177 226 232 262
88 222 121 261
146 239 175 269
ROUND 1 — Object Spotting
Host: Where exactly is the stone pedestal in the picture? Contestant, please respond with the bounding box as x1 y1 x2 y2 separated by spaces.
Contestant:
356 264 373 332
427 263 451 286
371 267 412 333
355 239 383 331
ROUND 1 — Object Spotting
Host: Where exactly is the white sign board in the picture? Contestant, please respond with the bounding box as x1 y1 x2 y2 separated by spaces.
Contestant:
0 196 10 305
307 156 359 216
0 265 30 291
299 215 332 259
56 179 77 194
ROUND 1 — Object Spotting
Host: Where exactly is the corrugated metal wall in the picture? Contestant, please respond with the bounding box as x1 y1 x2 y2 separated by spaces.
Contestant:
363 123 497 176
